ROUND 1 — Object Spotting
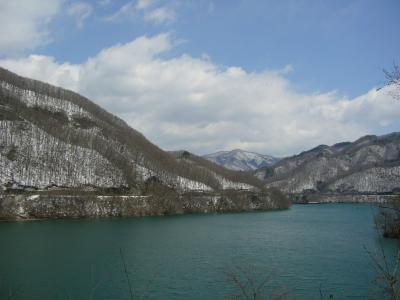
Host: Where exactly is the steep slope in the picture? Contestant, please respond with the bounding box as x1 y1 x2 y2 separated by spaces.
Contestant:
203 149 280 171
254 133 400 197
0 67 289 218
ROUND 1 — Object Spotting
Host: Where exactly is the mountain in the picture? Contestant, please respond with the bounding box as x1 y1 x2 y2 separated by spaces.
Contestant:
0 67 289 219
254 133 400 202
203 149 280 171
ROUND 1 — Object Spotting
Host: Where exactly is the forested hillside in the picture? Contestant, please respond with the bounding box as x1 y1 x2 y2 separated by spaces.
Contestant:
0 67 289 218
255 133 400 198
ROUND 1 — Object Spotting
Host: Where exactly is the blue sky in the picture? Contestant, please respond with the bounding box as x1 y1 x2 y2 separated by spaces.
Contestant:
0 0 400 155
40 0 400 97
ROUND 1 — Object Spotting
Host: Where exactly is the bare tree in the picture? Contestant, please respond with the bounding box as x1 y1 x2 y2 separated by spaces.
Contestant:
365 215 400 300
365 246 400 300
225 265 288 300
120 248 134 300
376 196 400 239
379 63 400 100
372 62 400 240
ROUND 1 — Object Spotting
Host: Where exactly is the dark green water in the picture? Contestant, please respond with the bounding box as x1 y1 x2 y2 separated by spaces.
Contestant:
0 204 398 299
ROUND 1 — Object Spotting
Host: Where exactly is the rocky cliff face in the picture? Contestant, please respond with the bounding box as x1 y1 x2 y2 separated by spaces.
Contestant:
255 133 400 195
0 67 289 218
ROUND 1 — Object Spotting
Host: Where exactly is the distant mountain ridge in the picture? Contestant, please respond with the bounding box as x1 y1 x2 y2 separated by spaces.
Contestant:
203 149 280 171
254 133 400 197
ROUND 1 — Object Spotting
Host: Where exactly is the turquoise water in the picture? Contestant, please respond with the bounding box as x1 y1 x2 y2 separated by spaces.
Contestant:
0 204 398 299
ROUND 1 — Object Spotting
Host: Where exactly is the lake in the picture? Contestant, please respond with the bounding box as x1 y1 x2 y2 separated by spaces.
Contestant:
0 204 398 299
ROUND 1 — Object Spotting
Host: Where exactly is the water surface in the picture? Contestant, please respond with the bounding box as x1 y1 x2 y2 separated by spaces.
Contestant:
0 204 398 299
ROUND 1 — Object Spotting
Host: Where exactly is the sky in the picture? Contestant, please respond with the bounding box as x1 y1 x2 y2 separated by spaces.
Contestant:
0 0 399 156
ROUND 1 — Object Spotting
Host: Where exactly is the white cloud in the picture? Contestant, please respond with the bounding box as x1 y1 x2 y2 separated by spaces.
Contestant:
1 33 399 156
105 1 136 22
106 0 176 24
67 2 93 29
136 0 156 10
0 0 62 54
144 6 176 23
0 55 80 91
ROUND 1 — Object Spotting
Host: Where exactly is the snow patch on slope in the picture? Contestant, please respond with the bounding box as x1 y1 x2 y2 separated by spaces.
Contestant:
1 81 92 119
135 164 213 192
0 120 126 188
214 174 254 190
176 176 213 192
328 166 400 193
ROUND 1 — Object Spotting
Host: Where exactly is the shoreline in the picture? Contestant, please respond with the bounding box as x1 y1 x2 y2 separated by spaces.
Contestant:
0 190 289 220
290 193 398 204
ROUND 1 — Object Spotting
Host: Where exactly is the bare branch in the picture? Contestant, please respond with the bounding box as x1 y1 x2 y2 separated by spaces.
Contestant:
120 248 134 300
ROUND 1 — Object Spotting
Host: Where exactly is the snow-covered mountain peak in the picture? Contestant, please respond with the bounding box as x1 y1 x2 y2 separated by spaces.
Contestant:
203 149 280 171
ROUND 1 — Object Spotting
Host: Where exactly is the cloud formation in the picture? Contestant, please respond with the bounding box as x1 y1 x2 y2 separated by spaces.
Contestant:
1 34 399 156
106 0 176 24
144 6 176 23
67 1 93 29
0 0 62 54
136 0 156 10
